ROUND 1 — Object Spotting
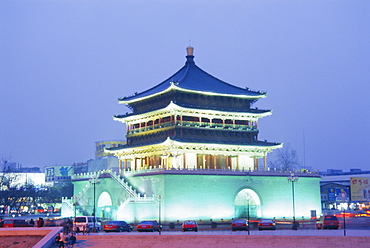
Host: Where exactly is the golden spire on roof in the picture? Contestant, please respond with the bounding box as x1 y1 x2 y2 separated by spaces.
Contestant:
186 46 194 56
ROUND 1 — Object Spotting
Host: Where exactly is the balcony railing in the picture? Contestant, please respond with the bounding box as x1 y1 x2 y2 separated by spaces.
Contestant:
127 121 258 135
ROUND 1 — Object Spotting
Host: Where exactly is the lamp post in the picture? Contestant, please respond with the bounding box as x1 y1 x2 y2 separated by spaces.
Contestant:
89 175 101 233
342 205 347 236
287 173 299 230
158 194 162 235
73 196 77 232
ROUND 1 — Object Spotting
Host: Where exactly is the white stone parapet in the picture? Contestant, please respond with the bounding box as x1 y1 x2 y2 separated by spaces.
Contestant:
122 167 319 177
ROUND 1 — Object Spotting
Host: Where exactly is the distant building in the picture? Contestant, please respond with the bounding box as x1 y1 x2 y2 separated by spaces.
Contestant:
320 169 370 211
95 141 126 158
0 161 41 173
87 156 119 174
0 172 45 189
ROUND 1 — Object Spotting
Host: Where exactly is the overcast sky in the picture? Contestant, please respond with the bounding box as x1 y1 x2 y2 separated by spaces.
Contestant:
1 0 369 172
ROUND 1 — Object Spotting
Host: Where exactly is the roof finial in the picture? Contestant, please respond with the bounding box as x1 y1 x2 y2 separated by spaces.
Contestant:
186 45 194 56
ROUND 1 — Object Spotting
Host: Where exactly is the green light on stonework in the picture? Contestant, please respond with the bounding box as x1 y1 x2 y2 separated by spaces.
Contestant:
165 205 234 220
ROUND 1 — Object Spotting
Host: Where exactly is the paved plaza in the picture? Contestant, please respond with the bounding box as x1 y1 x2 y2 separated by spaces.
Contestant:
72 235 370 248
71 230 370 248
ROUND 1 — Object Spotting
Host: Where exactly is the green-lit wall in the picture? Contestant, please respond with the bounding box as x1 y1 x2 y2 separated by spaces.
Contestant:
72 173 321 223
123 173 322 222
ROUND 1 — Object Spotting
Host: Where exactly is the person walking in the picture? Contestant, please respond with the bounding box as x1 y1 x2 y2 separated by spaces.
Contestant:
36 218 42 227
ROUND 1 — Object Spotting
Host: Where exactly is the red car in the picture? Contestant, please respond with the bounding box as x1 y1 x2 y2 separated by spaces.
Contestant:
3 219 33 227
258 219 276 230
104 221 133 232
231 219 249 231
136 221 161 232
315 215 339 229
182 220 198 232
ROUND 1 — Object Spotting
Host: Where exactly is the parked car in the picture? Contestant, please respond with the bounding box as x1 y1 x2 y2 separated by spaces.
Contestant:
231 219 249 231
315 215 339 229
136 221 161 232
258 219 276 230
182 220 198 232
3 219 33 227
73 216 101 232
104 221 133 232
44 217 70 227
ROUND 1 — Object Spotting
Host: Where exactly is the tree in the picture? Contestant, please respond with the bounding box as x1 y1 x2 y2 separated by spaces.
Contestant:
269 144 300 171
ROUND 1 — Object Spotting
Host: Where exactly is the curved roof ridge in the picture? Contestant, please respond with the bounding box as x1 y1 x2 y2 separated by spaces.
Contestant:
178 62 262 95
119 50 266 103
118 64 187 102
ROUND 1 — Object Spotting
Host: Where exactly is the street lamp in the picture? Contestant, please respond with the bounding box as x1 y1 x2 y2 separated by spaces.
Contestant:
89 174 101 233
157 194 162 235
287 173 299 230
73 196 78 232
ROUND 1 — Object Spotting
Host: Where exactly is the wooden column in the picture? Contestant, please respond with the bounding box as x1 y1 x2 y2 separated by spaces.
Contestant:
183 153 186 169
202 154 205 169
254 157 259 171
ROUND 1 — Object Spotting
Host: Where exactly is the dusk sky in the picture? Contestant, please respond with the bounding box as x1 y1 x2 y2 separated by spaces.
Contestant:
1 1 369 172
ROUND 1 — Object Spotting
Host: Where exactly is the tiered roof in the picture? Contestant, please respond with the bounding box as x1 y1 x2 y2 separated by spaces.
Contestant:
119 47 266 104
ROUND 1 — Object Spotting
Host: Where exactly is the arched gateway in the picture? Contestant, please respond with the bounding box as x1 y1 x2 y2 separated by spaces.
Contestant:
97 191 113 219
234 189 261 218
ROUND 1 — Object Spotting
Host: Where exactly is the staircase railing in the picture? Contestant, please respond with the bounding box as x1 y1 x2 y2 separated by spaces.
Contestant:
108 170 140 198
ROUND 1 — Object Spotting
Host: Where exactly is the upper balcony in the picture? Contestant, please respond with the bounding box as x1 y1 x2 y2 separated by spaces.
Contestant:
127 120 258 136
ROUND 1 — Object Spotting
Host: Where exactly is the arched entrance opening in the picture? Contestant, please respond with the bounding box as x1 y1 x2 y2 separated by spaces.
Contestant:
97 192 113 219
234 189 261 218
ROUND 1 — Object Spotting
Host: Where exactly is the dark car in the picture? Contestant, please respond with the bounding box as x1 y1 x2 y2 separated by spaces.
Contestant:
137 221 161 232
3 219 33 228
182 220 198 232
315 215 339 229
104 221 133 232
258 219 276 230
231 219 249 231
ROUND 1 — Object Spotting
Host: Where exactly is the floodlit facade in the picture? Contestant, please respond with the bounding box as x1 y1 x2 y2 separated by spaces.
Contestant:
66 47 322 223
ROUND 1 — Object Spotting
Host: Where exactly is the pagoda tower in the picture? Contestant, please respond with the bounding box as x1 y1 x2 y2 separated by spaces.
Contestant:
108 47 281 172
67 47 321 223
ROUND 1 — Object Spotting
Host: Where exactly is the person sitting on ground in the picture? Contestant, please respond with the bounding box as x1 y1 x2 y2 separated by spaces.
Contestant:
55 233 64 248
63 232 69 247
68 233 77 247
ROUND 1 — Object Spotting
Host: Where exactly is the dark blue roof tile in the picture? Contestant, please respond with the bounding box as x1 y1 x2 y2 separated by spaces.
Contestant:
120 51 265 103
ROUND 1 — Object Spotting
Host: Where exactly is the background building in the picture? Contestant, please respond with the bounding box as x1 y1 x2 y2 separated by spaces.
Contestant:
320 169 370 212
95 141 126 159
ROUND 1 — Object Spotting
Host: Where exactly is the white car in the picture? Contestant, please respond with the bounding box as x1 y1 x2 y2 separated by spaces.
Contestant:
73 216 101 232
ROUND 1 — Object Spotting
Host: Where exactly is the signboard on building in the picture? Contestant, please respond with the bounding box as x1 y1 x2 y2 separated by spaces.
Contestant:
350 177 370 201
45 165 73 182
326 187 349 202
